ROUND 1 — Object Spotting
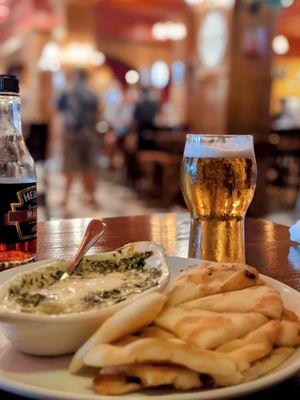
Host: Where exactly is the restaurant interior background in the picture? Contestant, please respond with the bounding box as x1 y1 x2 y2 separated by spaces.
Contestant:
0 0 299 225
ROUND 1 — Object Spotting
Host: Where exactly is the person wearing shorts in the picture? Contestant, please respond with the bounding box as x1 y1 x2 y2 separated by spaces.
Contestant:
56 69 99 208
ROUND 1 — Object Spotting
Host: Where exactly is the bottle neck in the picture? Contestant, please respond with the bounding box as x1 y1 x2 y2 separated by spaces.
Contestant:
0 93 22 138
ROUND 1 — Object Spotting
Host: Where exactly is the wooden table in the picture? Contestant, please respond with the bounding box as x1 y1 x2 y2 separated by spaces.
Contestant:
2 213 300 400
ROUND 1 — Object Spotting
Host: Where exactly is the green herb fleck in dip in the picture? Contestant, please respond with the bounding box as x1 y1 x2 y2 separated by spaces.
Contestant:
3 250 163 315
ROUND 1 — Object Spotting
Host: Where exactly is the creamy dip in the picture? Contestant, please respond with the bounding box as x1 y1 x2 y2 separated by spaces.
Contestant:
3 251 162 314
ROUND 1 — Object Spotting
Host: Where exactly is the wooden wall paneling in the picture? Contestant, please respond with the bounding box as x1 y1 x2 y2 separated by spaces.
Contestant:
226 1 278 140
187 5 233 133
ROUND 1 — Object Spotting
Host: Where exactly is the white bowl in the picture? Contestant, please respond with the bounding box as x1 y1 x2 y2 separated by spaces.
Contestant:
0 242 169 356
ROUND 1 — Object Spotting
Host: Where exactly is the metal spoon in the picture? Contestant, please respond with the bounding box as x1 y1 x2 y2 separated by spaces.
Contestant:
59 219 106 281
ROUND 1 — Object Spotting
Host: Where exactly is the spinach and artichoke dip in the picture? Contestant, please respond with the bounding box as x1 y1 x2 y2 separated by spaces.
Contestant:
3 250 163 315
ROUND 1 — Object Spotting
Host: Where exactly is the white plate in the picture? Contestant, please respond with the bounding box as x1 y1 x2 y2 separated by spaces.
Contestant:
0 256 299 400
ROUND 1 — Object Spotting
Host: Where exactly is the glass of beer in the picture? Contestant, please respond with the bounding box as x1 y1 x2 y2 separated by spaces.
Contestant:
181 134 256 263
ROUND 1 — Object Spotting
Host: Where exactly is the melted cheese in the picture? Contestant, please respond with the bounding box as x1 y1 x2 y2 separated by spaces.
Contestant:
4 269 159 314
2 246 165 315
38 272 126 312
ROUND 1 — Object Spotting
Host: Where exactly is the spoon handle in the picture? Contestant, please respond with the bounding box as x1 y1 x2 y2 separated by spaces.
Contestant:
67 219 106 274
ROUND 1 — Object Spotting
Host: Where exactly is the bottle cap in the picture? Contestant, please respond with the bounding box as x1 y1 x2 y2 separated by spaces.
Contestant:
0 74 19 94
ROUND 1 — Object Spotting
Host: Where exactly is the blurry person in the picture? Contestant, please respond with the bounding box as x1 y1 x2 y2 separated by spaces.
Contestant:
133 87 158 149
114 90 134 138
56 69 99 208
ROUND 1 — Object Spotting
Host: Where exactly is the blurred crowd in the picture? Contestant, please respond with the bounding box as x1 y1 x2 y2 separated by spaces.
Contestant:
8 66 185 213
5 64 300 224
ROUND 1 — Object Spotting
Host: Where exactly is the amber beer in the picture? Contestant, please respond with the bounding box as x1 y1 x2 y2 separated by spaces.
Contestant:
181 135 256 262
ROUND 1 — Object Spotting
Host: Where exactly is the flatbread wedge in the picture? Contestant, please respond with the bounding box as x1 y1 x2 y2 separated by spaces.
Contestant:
212 347 295 386
93 374 142 395
122 364 202 390
83 336 237 376
93 364 202 395
277 320 300 346
217 321 280 352
167 263 261 306
242 347 295 382
180 285 282 319
228 341 273 371
212 372 244 387
155 307 268 349
70 293 167 373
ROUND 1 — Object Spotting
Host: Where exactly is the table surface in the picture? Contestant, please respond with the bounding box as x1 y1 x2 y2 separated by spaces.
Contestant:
1 213 300 400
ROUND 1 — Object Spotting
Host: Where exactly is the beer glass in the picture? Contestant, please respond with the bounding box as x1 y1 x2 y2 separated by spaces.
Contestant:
181 134 256 262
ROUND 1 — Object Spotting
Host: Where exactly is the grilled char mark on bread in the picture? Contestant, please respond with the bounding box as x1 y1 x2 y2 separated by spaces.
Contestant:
180 285 282 319
155 307 268 349
167 263 261 306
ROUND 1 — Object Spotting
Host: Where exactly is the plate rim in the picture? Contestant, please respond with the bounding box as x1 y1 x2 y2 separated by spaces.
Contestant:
0 256 299 400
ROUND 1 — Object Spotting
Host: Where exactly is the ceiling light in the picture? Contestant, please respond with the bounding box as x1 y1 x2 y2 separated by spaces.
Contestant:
272 35 289 55
38 42 61 72
151 61 170 89
125 70 139 85
167 22 187 41
186 0 234 6
62 42 94 65
214 0 235 6
152 22 168 41
39 41 106 70
152 21 187 41
185 0 204 5
39 58 61 72
280 0 294 7
93 51 105 66
61 42 105 67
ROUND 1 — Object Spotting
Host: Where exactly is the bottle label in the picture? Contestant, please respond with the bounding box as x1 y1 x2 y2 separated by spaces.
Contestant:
0 183 37 244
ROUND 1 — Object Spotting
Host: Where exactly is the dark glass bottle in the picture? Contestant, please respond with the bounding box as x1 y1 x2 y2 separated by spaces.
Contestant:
0 75 37 270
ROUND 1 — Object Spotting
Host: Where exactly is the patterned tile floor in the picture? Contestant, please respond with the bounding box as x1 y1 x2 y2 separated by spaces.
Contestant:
37 167 184 221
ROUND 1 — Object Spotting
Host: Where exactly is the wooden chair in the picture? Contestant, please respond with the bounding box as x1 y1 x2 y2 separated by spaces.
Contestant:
137 151 182 206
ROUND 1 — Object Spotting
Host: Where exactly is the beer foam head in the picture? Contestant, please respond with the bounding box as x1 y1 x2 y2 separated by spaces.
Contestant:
184 135 254 158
